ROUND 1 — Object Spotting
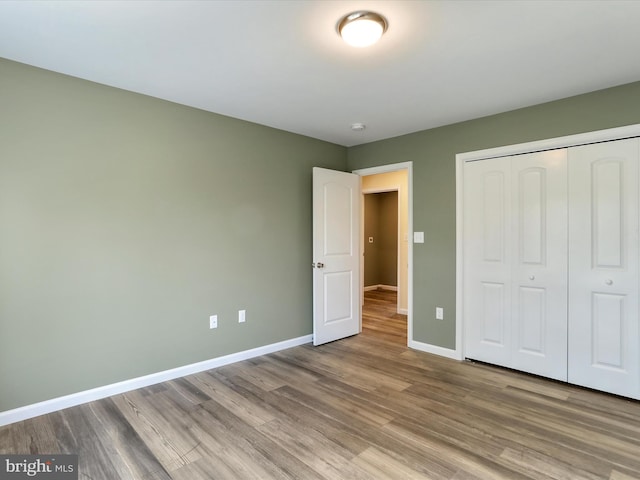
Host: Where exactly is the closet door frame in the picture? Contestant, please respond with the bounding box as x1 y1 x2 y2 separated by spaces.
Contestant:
456 123 640 361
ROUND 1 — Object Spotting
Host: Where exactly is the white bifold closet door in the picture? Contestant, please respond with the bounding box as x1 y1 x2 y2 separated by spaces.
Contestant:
464 156 512 368
512 149 568 380
568 138 640 398
464 149 568 381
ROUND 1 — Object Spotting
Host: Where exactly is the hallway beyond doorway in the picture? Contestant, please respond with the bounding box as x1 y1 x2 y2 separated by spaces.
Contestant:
362 289 407 345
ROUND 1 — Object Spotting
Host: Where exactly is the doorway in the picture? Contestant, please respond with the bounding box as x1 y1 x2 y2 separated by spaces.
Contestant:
363 190 405 344
354 162 412 346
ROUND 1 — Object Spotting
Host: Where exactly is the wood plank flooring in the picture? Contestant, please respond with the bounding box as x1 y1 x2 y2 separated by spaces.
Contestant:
362 288 407 345
1 289 639 479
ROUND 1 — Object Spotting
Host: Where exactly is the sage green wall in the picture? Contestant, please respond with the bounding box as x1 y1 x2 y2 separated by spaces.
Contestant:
348 81 640 350
3 57 640 413
0 59 347 412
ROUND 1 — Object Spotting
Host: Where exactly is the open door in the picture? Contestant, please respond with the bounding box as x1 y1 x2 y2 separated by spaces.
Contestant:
312 167 361 346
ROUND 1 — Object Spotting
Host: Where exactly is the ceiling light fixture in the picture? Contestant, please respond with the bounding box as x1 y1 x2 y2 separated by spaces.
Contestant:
338 11 388 48
351 123 366 131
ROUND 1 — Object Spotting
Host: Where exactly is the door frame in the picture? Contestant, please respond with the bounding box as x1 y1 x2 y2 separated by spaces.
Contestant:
456 123 640 361
353 162 413 346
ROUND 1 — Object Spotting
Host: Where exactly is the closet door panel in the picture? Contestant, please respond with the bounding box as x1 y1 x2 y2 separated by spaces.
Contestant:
464 157 512 366
591 293 625 367
516 286 546 352
568 138 640 399
511 150 568 381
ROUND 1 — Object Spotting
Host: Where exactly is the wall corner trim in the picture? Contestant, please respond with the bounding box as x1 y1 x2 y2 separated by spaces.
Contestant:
409 340 462 361
0 334 313 427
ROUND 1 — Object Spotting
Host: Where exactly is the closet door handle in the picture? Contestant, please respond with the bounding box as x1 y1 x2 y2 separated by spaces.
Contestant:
528 275 535 281
605 279 613 285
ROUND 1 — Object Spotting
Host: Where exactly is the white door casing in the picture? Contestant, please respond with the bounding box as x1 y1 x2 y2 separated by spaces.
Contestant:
312 167 361 346
568 138 640 398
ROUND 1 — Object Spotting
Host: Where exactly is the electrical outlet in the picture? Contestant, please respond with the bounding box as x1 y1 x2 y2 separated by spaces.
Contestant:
209 315 218 329
238 309 246 323
436 307 444 320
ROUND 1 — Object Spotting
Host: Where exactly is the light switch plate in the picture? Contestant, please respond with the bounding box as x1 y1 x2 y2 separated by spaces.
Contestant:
414 232 425 243
436 307 444 320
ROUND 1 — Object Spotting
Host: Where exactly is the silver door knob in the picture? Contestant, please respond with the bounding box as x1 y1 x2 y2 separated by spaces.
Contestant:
316 262 324 269
529 275 535 280
605 279 613 285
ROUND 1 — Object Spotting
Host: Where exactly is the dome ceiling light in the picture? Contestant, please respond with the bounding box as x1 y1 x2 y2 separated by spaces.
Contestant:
337 11 388 48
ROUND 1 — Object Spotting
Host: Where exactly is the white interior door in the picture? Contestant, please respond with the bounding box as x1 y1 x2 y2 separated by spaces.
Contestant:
464 156 513 367
312 167 361 346
510 149 568 381
568 138 640 399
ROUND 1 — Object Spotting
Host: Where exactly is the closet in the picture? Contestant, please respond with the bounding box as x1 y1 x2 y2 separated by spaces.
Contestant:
463 137 640 400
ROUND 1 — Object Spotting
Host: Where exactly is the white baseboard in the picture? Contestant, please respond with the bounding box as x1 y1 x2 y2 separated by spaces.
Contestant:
0 334 313 427
364 284 398 291
409 340 462 361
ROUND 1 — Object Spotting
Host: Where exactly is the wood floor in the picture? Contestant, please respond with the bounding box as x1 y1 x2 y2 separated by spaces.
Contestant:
362 288 407 345
2 289 640 479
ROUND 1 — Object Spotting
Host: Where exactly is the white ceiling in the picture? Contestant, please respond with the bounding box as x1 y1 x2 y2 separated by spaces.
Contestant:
1 1 640 147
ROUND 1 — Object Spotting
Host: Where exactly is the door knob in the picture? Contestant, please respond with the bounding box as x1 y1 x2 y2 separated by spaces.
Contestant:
529 275 535 280
605 279 613 285
316 262 325 269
